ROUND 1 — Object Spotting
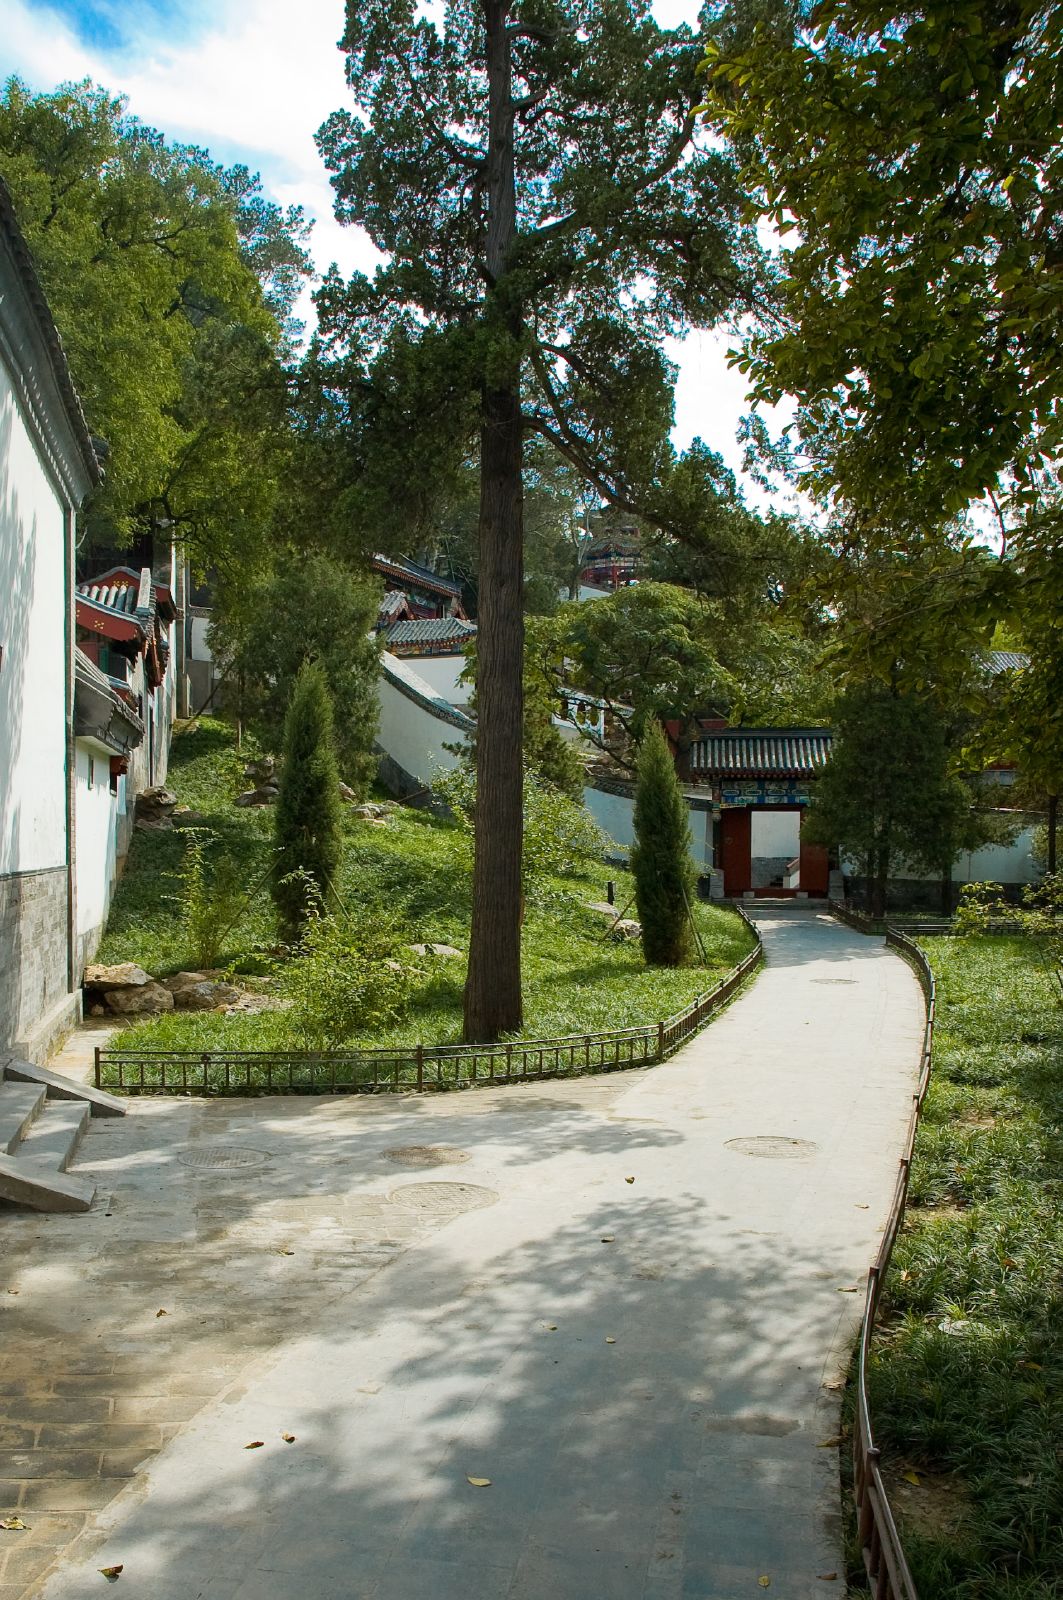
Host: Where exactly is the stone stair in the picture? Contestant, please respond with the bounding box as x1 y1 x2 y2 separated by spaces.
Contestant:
0 1054 126 1213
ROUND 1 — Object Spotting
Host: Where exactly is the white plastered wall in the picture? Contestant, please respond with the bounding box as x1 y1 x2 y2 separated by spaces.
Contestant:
0 358 68 875
400 652 469 708
376 654 468 790
74 741 120 949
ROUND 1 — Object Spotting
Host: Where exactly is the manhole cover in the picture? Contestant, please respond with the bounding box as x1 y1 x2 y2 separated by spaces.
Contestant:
811 978 857 985
388 1182 497 1215
384 1145 470 1168
725 1137 818 1160
177 1145 270 1171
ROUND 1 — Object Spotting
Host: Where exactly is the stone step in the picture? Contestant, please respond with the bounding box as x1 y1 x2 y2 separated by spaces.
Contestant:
0 1082 47 1154
1 1053 127 1117
0 1153 95 1212
17 1101 91 1173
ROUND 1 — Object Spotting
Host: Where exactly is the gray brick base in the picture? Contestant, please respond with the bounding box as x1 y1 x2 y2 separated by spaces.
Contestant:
0 868 73 1053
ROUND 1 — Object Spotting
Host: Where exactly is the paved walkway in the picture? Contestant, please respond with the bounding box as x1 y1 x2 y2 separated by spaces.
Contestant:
5 908 924 1600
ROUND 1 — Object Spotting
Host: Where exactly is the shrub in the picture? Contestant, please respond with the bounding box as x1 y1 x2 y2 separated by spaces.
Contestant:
283 907 415 1049
172 832 247 970
631 721 694 966
272 661 343 940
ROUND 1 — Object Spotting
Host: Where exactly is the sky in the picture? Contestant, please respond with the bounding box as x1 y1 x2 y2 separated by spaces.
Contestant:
1 0 795 509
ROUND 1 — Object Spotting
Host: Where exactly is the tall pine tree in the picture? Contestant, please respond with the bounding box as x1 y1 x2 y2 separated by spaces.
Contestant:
273 662 343 942
631 722 695 967
316 0 761 1040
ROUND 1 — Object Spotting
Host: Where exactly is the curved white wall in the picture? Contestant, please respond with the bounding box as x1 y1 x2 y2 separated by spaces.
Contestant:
376 652 471 791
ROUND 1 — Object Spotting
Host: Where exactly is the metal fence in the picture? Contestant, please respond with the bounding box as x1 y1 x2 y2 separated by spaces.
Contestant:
849 926 936 1600
95 935 763 1098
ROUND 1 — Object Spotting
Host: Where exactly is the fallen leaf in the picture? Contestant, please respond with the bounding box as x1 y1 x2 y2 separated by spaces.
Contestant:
1019 1360 1042 1371
275 1249 295 1256
99 1566 124 1581
854 1203 869 1209
281 1433 296 1443
546 1324 558 1331
0 1517 29 1530
817 1435 845 1448
466 1475 492 1487
600 1236 615 1243
605 1337 616 1344
758 1578 771 1588
155 1309 167 1318
817 1574 839 1582
902 1470 922 1486
6 1289 18 1295
1002 1257 1017 1269
823 1379 845 1392
244 1441 264 1450
837 1286 859 1293
624 1177 635 1184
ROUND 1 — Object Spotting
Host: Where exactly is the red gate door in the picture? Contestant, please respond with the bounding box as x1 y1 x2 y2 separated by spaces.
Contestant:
721 808 752 897
799 812 829 896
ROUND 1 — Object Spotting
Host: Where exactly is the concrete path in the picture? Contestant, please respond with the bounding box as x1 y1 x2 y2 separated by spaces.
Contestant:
25 907 923 1600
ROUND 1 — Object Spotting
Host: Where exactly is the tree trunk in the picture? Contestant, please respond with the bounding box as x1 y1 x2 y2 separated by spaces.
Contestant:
1048 793 1058 875
464 0 525 1042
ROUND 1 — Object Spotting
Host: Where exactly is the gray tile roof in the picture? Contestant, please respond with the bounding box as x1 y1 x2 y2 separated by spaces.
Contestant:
984 650 1030 674
371 553 463 599
384 618 477 649
690 729 833 778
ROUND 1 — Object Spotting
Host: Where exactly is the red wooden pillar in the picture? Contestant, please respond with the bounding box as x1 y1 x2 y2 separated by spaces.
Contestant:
799 810 830 895
721 808 752 897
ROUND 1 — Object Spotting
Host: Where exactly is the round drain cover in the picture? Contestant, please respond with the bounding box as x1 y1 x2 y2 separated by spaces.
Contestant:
178 1145 270 1171
388 1182 497 1214
725 1137 818 1160
384 1145 470 1168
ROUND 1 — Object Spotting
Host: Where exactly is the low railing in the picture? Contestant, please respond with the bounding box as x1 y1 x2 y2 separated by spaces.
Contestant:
850 927 936 1600
95 926 763 1097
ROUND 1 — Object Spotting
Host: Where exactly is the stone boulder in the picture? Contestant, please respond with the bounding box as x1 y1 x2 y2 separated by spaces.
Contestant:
234 786 278 808
608 919 642 943
408 943 463 958
243 755 278 786
135 786 178 830
162 972 243 1011
104 982 174 1015
351 802 392 821
84 962 153 993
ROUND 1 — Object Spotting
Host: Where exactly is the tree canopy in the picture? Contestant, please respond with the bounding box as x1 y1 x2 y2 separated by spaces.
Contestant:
0 77 312 558
706 0 1063 524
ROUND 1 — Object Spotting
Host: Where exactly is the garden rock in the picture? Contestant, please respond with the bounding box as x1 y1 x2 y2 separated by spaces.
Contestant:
351 802 391 821
163 972 243 1011
338 782 358 803
135 786 178 830
243 756 278 786
104 981 174 1015
608 919 642 942
408 943 463 958
234 786 278 808
84 962 153 992
585 900 623 920
222 993 290 1015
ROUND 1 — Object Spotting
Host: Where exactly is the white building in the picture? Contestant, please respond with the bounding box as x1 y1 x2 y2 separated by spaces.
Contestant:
0 178 102 1057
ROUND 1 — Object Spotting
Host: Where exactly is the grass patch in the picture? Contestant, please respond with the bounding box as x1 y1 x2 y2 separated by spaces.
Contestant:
864 937 1063 1599
98 718 754 1067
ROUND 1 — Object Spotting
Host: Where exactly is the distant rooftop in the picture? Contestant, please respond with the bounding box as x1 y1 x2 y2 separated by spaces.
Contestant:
690 729 833 780
384 618 477 653
371 553 462 600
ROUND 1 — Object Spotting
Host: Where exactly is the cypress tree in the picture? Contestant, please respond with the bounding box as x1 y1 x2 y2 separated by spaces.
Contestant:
272 661 342 941
631 722 695 967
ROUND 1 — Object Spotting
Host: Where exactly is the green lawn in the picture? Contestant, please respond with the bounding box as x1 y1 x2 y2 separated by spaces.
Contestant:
866 936 1062 1599
98 719 754 1060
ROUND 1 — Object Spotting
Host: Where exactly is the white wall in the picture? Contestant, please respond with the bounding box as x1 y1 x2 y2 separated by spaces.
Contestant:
376 653 469 790
583 783 713 868
842 822 1042 887
401 652 469 708
0 358 68 875
751 809 801 859
74 741 120 951
190 613 212 661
